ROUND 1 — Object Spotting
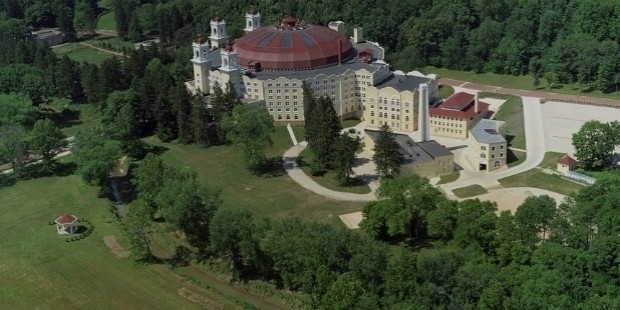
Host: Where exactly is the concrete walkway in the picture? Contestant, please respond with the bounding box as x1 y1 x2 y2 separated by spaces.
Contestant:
282 142 376 202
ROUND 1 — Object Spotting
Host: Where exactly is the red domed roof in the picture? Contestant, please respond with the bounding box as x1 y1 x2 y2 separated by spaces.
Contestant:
235 19 354 71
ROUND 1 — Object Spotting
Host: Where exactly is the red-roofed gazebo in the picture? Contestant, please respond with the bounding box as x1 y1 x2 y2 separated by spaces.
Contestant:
55 214 78 235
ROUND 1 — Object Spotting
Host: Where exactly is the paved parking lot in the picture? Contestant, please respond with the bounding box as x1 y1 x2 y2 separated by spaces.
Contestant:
541 101 620 154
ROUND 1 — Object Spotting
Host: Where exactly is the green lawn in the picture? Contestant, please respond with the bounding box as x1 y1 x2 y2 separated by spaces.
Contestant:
424 66 620 100
86 36 135 51
341 118 361 128
493 95 525 150
58 103 102 137
53 43 114 64
98 0 112 10
498 169 584 196
96 11 116 31
438 84 455 99
436 171 460 185
297 147 372 194
538 152 565 170
452 184 488 198
143 126 364 228
507 149 527 168
0 175 217 308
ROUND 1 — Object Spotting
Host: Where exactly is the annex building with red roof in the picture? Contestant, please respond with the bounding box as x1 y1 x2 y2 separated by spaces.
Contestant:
429 92 489 139
185 7 439 132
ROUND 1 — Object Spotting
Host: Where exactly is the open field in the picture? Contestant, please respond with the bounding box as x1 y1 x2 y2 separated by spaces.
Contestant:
493 95 525 150
424 66 620 100
53 43 114 64
452 184 488 198
85 36 135 51
96 11 116 31
0 175 215 308
538 152 565 170
438 84 455 99
144 126 364 228
297 147 371 194
498 169 584 196
57 104 102 137
437 171 460 185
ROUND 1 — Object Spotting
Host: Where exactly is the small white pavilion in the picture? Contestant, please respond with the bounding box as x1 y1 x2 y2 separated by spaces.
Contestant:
55 214 78 235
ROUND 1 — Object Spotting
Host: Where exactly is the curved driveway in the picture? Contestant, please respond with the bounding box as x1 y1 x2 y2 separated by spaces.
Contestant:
282 142 376 202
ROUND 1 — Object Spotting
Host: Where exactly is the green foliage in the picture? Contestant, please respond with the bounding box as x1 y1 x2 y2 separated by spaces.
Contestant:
453 199 498 255
332 133 361 185
222 104 274 172
361 175 444 242
71 129 120 185
572 120 620 171
0 125 29 175
28 118 67 167
371 124 403 179
0 93 36 127
304 94 341 175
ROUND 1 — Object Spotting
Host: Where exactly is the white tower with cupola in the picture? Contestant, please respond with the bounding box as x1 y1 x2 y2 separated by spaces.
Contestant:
209 16 228 48
244 7 261 33
190 36 211 94
220 43 239 72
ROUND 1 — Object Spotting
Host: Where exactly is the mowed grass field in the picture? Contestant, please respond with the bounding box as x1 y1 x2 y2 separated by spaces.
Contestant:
96 11 116 31
0 175 209 308
144 126 365 227
424 66 620 100
53 43 114 65
490 94 526 150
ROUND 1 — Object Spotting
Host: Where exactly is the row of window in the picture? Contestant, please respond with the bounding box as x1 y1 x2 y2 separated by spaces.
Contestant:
267 102 299 106
432 121 463 127
274 114 300 120
267 89 299 94
266 82 298 87
480 153 504 159
269 107 299 112
480 145 505 151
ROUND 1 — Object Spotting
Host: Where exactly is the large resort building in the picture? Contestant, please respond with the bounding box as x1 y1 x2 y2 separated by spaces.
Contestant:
186 8 439 132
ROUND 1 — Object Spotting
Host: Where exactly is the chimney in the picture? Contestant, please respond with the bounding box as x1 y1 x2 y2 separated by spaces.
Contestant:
474 92 479 114
418 83 430 142
353 27 363 43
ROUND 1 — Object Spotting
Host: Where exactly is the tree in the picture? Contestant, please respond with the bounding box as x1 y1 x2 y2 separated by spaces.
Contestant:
309 95 341 174
209 208 262 280
360 175 444 242
102 90 138 142
332 133 361 185
372 124 403 178
453 199 498 255
71 129 121 185
133 153 164 209
427 199 459 242
515 195 557 245
123 199 154 262
0 125 29 175
28 118 67 169
0 93 36 127
319 272 364 310
572 120 619 170
222 104 274 172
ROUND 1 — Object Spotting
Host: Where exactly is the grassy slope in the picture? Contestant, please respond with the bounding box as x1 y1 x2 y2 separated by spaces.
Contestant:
498 170 584 196
297 147 371 194
0 176 207 308
438 84 455 99
53 44 114 65
492 95 526 150
425 66 620 100
538 152 565 169
452 184 488 198
144 126 364 228
96 11 116 31
436 171 460 185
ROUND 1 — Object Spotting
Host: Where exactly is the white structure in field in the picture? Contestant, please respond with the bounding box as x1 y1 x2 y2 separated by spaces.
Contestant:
55 214 78 235
186 8 439 132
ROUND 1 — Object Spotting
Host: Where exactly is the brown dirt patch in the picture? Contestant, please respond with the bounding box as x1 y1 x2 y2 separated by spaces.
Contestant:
178 287 223 309
103 235 130 258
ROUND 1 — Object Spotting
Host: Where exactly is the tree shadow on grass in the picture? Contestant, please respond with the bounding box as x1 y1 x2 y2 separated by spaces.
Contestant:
48 108 83 130
254 156 286 177
505 134 515 147
19 161 77 180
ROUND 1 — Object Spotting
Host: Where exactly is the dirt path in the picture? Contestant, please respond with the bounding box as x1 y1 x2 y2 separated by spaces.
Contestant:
440 78 620 108
78 42 125 56
103 235 130 258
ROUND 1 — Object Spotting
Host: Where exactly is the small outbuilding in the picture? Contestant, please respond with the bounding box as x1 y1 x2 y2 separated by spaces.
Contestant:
55 214 78 235
557 154 578 174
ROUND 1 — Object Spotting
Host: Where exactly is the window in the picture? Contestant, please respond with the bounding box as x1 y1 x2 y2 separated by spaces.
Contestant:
492 146 496 151
500 145 504 150
491 154 495 159
294 114 299 119
494 160 501 168
500 152 504 158
481 146 487 151
286 114 291 119
481 153 486 159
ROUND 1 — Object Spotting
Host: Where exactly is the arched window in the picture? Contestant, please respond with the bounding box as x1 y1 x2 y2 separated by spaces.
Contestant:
278 115 282 120
195 51 199 58
494 160 501 167
248 21 252 27
212 28 217 35
286 114 291 120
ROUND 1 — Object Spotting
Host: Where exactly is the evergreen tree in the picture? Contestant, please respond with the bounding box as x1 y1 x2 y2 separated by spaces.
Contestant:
302 81 317 146
332 133 360 185
222 104 274 172
372 124 403 178
309 95 341 174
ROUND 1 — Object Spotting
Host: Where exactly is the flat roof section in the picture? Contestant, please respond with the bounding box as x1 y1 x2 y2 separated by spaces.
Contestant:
470 119 506 144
